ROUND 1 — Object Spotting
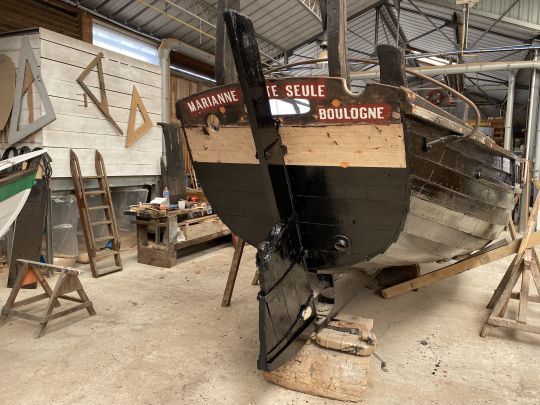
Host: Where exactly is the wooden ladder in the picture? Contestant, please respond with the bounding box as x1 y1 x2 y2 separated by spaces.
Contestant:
70 150 123 277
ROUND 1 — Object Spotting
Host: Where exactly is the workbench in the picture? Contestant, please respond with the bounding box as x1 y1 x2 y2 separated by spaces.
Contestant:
124 206 230 268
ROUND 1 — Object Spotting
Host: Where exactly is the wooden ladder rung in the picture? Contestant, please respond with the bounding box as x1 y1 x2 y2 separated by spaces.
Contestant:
94 249 119 262
82 176 103 180
88 205 109 211
85 190 105 195
91 220 112 226
94 236 114 243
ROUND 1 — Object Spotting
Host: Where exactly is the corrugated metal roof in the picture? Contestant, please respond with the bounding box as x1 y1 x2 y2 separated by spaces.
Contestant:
74 0 539 118
429 0 540 32
76 0 379 60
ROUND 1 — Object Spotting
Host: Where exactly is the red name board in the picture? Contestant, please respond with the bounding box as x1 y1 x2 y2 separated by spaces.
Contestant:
184 80 329 115
185 89 241 114
316 104 392 123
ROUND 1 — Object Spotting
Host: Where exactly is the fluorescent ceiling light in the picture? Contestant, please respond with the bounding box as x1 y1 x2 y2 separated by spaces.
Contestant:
171 66 216 83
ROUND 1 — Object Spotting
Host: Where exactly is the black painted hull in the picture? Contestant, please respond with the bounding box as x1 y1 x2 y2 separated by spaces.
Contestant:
190 121 515 271
177 79 517 272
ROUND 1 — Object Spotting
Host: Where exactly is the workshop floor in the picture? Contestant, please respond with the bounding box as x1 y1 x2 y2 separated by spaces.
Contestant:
0 240 539 405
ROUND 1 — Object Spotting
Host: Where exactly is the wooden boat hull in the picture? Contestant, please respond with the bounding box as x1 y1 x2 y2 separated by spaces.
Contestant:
0 169 37 238
177 77 517 272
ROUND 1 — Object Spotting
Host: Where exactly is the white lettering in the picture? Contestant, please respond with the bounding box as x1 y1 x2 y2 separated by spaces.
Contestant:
317 105 388 121
327 108 334 120
359 107 367 119
267 84 279 98
187 101 196 112
285 85 294 97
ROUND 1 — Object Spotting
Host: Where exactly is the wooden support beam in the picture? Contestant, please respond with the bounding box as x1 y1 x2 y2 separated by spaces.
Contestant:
381 234 540 299
215 0 239 85
221 237 245 307
326 0 349 83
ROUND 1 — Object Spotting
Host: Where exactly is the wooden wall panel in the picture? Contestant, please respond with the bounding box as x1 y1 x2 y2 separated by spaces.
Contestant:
0 0 84 40
39 28 162 178
0 28 163 178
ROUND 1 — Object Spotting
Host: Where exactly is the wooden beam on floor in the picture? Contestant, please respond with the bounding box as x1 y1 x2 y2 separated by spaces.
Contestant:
381 233 540 299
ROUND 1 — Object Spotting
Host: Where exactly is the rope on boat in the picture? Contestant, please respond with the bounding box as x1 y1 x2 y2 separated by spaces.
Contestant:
1 146 52 178
264 57 481 139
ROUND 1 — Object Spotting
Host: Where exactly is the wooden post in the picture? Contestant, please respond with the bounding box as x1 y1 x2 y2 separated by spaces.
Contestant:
80 12 93 43
215 0 240 85
221 237 245 307
326 0 349 83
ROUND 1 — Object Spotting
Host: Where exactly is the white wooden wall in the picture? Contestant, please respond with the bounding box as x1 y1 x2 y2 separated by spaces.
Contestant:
0 28 162 178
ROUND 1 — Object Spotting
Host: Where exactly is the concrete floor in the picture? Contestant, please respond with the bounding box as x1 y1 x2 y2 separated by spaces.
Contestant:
1 241 539 404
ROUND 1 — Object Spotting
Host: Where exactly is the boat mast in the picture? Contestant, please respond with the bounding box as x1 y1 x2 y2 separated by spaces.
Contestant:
320 0 350 85
215 0 239 85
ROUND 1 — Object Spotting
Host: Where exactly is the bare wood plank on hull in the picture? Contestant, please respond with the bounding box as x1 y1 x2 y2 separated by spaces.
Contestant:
185 124 406 168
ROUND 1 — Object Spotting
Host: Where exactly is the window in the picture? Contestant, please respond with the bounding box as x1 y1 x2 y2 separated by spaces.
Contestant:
92 23 159 65
269 98 311 115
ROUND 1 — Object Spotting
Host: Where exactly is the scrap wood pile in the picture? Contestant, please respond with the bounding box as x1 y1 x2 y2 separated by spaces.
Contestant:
126 198 213 221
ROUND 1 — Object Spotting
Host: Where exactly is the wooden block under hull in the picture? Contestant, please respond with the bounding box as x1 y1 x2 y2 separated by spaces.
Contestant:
263 341 370 402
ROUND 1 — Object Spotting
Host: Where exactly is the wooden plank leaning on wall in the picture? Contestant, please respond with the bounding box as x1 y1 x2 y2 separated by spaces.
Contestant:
169 75 211 182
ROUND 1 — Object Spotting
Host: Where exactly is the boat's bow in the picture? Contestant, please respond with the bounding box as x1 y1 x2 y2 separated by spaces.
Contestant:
0 149 48 238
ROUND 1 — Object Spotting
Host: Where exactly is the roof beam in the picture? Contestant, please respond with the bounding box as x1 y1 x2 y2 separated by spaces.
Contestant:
284 0 384 59
469 0 521 49
406 0 457 49
421 0 540 33
297 0 322 21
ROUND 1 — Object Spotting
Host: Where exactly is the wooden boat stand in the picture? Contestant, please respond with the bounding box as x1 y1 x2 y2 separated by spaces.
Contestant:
481 181 540 338
1 259 96 338
70 150 123 278
221 236 259 307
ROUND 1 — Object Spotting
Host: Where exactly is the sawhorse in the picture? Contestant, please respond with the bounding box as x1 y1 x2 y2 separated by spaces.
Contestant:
1 259 96 338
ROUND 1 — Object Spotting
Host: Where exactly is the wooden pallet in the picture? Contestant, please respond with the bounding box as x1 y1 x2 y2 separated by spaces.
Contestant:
70 150 122 277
